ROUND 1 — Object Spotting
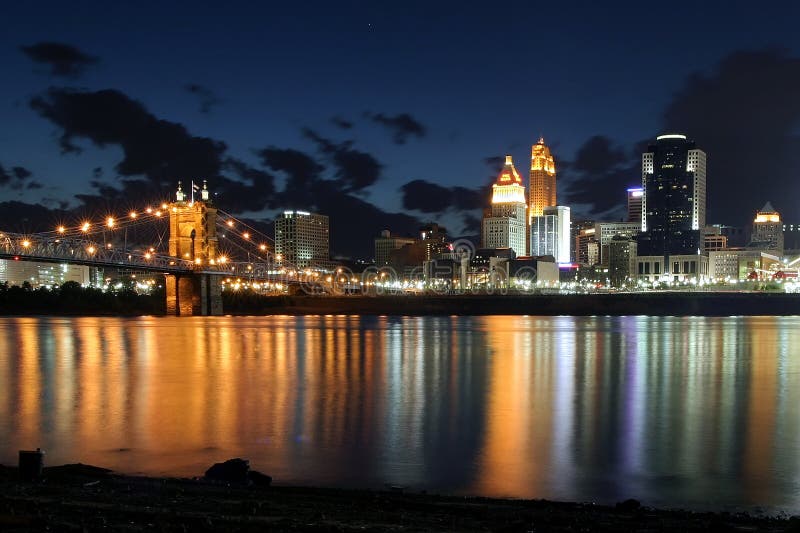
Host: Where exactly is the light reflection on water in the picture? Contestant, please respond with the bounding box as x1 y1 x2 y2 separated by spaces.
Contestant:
1 315 800 512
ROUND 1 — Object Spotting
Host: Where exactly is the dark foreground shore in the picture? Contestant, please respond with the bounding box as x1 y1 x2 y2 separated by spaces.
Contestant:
1 464 797 532
228 292 800 317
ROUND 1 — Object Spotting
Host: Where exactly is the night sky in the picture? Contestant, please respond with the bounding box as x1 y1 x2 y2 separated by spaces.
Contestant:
2 1 800 258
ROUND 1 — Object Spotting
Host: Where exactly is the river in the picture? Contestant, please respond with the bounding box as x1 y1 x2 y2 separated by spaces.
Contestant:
1 315 799 513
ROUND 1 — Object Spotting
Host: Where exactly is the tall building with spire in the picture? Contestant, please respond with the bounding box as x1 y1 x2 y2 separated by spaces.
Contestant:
528 137 556 219
482 155 527 257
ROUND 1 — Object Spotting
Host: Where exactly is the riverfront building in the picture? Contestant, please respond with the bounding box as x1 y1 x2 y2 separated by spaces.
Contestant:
637 134 707 281
627 187 643 223
274 210 330 268
749 202 784 256
482 155 527 257
374 230 415 266
531 206 570 264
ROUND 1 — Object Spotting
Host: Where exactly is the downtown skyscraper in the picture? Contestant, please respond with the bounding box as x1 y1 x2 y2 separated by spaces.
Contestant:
528 137 556 219
482 155 527 257
636 134 708 281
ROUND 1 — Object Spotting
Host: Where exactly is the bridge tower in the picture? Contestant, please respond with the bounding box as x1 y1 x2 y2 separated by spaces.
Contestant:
165 181 223 316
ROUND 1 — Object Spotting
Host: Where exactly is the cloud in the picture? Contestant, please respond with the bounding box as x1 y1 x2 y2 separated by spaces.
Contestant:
20 42 98 77
31 88 227 183
25 85 426 257
0 164 35 191
29 87 279 212
662 48 800 224
301 128 382 193
330 116 353 129
561 135 640 218
364 112 426 144
563 49 800 224
400 179 486 213
185 83 221 114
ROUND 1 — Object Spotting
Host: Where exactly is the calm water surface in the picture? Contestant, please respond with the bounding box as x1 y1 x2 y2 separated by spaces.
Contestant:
1 315 800 512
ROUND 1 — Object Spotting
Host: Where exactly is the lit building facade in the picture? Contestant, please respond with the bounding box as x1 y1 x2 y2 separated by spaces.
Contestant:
374 230 415 266
595 221 641 264
608 236 637 287
274 210 329 268
528 137 556 219
627 187 643 223
749 202 783 255
638 134 707 277
482 155 527 257
531 206 570 263
636 254 709 283
709 250 781 281
0 259 94 288
574 226 598 266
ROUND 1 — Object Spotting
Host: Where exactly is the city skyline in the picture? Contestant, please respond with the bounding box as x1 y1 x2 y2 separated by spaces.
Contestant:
1 2 800 259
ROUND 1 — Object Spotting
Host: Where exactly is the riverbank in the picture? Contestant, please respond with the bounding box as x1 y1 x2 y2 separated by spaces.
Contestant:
0 463 796 532
225 292 800 316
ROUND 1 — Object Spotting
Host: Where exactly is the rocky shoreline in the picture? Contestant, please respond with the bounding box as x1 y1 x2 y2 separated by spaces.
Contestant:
1 463 798 532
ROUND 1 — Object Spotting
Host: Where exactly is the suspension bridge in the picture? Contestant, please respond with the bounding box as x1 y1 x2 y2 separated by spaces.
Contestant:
0 181 329 315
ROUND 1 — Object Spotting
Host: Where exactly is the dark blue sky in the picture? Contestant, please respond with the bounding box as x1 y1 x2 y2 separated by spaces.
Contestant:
2 1 800 256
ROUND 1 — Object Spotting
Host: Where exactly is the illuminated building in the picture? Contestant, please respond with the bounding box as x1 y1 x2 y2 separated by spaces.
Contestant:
531 206 570 264
636 254 709 283
627 187 643 223
703 232 728 253
482 155 527 257
274 210 329 267
637 134 707 277
528 137 556 219
594 221 640 264
608 235 637 287
709 249 781 281
389 223 449 277
572 220 596 264
749 202 783 255
374 230 414 266
783 223 800 254
0 260 94 288
574 227 598 266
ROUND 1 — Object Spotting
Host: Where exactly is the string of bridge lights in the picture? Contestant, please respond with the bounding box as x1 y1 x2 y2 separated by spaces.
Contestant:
3 197 295 268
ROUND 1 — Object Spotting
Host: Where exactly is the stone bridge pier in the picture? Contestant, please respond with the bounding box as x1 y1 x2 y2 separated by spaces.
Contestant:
165 273 222 316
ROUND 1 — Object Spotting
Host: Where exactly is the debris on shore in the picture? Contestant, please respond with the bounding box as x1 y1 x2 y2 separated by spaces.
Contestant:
1 462 798 532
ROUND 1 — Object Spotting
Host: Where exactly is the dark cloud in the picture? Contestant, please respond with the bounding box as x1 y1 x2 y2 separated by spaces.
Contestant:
663 48 800 224
29 87 279 212
185 83 221 114
311 180 420 257
331 116 353 129
400 179 486 213
564 49 800 224
364 112 426 144
12 167 32 180
20 42 98 77
24 85 425 257
31 88 227 184
26 181 43 190
562 135 639 218
256 142 418 257
0 200 70 233
461 213 481 235
256 146 323 204
302 128 382 193
0 164 35 191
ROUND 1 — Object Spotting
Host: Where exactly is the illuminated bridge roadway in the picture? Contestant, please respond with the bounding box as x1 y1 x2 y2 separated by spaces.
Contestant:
0 183 327 315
